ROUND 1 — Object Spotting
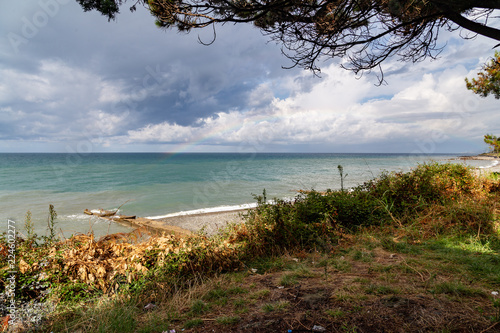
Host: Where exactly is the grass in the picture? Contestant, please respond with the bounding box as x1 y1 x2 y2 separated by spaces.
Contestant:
216 315 240 325
3 162 500 332
364 284 399 295
183 318 203 329
189 300 210 315
262 301 290 313
430 281 486 297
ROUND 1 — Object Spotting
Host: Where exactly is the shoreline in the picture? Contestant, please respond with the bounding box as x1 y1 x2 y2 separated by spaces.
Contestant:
140 155 500 236
455 155 500 174
152 209 247 236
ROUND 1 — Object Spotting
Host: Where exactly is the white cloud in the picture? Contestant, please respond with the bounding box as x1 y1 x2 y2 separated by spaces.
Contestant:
121 56 500 153
127 122 194 143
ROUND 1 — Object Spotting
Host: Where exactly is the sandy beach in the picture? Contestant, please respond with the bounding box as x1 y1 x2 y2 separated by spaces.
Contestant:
153 209 247 236
456 155 500 174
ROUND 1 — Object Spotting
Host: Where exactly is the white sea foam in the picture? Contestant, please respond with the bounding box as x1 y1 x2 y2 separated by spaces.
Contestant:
478 160 499 169
66 214 89 220
145 197 299 220
145 203 258 219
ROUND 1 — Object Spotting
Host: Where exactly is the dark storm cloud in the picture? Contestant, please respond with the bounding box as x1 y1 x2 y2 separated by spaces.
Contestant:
0 0 296 142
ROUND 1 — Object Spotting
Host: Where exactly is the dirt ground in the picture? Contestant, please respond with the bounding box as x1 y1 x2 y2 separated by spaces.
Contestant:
154 247 499 333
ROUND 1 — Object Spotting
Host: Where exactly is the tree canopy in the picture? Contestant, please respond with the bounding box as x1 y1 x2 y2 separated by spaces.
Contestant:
484 134 500 154
77 0 500 77
465 51 500 99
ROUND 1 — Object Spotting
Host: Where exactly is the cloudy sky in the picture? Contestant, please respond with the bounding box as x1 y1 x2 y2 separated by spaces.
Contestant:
1 1 499 154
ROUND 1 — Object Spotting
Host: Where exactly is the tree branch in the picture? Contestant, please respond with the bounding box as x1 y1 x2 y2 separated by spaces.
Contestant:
440 8 500 41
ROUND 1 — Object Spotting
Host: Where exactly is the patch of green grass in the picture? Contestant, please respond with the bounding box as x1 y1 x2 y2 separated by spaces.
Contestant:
280 273 299 287
316 258 330 267
419 237 500 285
365 284 399 295
204 287 227 300
137 316 171 333
334 292 353 302
353 277 370 284
430 281 485 297
189 300 210 315
250 289 270 299
379 272 399 284
233 298 247 307
331 258 351 272
455 236 498 254
262 303 275 313
233 298 249 314
184 318 203 329
381 238 423 255
262 301 290 313
325 308 345 318
230 271 248 283
216 316 240 325
352 250 374 262
227 286 249 295
97 305 137 333
294 265 316 277
371 263 395 273
248 256 289 273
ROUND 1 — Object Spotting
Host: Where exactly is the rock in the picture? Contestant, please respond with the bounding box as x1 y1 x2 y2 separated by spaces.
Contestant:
143 303 156 311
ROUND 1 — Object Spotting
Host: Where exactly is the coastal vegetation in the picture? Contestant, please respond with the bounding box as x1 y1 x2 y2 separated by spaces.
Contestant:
466 51 500 100
484 134 500 155
2 162 500 332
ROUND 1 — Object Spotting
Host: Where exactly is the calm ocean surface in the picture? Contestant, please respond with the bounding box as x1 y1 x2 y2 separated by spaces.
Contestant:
0 153 493 237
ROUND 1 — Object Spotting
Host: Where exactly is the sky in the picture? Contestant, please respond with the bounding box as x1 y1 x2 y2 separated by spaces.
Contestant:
0 1 499 154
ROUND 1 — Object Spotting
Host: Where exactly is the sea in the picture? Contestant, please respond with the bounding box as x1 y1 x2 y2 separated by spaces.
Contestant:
0 153 496 238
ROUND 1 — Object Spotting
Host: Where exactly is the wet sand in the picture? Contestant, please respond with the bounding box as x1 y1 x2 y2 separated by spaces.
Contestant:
151 209 247 236
457 155 500 174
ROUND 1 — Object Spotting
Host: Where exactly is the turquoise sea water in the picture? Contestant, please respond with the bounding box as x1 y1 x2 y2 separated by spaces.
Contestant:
0 153 493 237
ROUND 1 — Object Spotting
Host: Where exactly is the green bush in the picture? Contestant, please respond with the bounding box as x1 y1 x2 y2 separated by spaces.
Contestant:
363 163 480 216
242 163 498 252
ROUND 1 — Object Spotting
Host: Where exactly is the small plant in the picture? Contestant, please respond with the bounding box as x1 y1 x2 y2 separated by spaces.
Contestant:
325 308 345 318
352 250 374 262
338 164 348 192
233 298 249 314
490 291 500 322
24 210 35 241
96 304 137 333
204 287 227 301
262 303 274 313
279 273 298 287
250 289 270 299
137 315 172 333
262 301 289 313
331 257 351 272
365 284 398 295
431 281 485 297
189 300 210 315
216 315 240 325
227 286 248 295
184 318 203 329
46 204 57 242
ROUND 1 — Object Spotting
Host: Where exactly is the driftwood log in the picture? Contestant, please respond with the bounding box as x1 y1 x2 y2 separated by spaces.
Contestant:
84 208 118 217
83 209 192 237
